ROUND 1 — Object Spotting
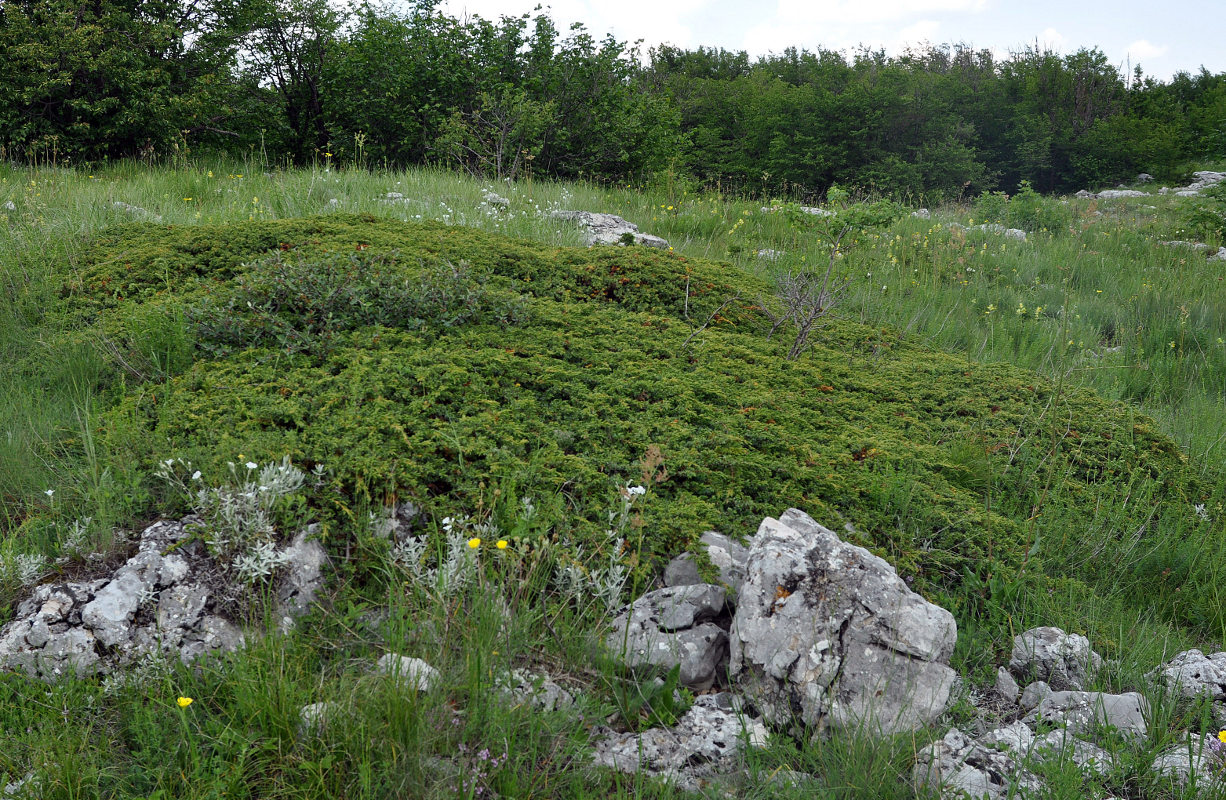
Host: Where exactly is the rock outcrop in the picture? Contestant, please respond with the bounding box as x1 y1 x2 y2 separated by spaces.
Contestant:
591 693 769 793
549 211 669 248
0 518 326 680
729 508 957 735
607 583 730 691
1009 626 1102 690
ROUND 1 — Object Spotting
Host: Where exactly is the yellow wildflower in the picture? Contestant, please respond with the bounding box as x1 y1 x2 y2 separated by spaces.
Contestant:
467 537 481 549
496 540 508 549
177 696 193 708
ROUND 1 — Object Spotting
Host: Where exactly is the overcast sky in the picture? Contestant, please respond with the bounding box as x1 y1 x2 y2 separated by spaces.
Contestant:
438 0 1226 81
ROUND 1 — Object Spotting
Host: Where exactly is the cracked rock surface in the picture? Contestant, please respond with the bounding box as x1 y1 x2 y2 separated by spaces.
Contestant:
729 508 957 735
591 693 768 793
0 518 326 681
549 210 669 248
607 583 730 691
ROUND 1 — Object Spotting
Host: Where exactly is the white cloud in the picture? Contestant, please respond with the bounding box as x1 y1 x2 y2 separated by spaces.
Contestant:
776 0 985 25
1038 27 1065 51
1125 39 1168 61
897 19 942 46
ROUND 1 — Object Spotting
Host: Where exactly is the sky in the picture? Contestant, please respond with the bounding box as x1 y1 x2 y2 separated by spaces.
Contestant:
437 0 1226 81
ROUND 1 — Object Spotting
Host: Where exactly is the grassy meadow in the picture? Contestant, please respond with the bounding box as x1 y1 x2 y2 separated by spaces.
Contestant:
1 157 1226 798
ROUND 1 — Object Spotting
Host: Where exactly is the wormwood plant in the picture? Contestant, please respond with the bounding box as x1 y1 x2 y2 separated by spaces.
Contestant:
155 456 324 586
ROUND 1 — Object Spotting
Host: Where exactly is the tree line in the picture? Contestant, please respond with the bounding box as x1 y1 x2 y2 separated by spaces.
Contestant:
2 0 1223 200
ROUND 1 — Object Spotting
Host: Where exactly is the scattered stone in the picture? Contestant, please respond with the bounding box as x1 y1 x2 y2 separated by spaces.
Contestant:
298 701 339 737
112 201 161 221
0 517 321 681
995 666 1020 704
730 509 957 736
496 668 574 712
2 772 36 798
275 527 328 631
911 208 931 219
1136 173 1154 183
755 248 784 261
549 210 668 248
482 190 510 206
1149 649 1226 700
1159 240 1213 252
374 654 438 691
1096 189 1147 199
1024 690 1148 740
913 727 1043 800
1075 189 1095 199
662 531 750 597
1151 734 1224 790
1031 729 1117 775
2 200 15 212
1009 626 1102 690
607 584 729 691
591 693 769 793
761 205 836 218
382 192 405 201
1019 680 1052 711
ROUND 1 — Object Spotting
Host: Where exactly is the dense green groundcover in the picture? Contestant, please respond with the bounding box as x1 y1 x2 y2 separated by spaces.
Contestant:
55 215 1199 602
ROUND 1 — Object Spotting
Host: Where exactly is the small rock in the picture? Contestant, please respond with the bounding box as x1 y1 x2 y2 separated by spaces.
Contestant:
994 666 1020 704
911 208 931 219
913 727 1043 800
1136 173 1154 183
550 210 668 249
298 701 339 737
591 693 769 793
1009 626 1102 690
663 532 750 597
608 584 730 691
2 201 15 212
1151 733 1224 790
1096 189 1147 199
374 654 438 691
482 190 510 206
1149 649 1226 700
1019 680 1052 711
1024 690 1148 740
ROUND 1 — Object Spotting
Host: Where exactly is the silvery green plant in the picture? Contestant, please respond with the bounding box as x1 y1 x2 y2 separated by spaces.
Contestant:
155 455 312 585
389 513 485 595
0 550 48 589
553 484 641 613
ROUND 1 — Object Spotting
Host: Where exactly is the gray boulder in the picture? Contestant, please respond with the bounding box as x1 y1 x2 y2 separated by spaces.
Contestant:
1009 626 1102 689
1149 649 1226 700
607 584 729 691
374 654 438 691
729 509 957 736
663 531 750 597
1024 690 1148 740
1151 734 1225 790
1019 680 1052 711
591 693 768 793
1096 189 1147 199
1136 173 1154 183
913 727 1042 800
549 211 668 248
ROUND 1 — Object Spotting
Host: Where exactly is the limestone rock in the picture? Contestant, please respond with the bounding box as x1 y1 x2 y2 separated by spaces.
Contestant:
994 666 1020 704
1149 649 1226 700
1009 627 1102 690
549 211 668 248
1024 691 1148 740
1136 173 1154 183
591 693 768 793
0 517 317 681
1151 734 1224 790
496 669 574 712
1096 189 1147 199
482 190 510 207
607 584 729 691
913 727 1043 800
374 654 438 691
1019 680 1052 711
663 531 750 597
730 509 957 736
